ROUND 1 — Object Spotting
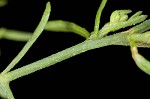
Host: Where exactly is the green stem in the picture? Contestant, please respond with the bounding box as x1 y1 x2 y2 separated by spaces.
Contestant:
0 74 14 99
6 32 136 82
0 83 14 99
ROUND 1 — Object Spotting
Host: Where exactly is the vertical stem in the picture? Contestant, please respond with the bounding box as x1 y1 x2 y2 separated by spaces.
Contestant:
1 83 14 99
0 74 14 99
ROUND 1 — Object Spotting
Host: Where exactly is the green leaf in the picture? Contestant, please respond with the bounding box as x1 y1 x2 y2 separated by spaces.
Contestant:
129 31 150 44
128 22 150 75
128 38 150 75
45 20 90 39
98 12 147 38
0 28 32 41
128 19 150 34
110 10 131 23
128 11 143 20
1 2 51 74
93 0 107 37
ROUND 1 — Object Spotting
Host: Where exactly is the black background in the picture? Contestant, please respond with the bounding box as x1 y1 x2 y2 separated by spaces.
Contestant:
1 0 150 98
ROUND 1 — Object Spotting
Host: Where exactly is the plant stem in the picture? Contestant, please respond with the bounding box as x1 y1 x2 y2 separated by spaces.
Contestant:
4 29 150 82
0 83 14 99
6 32 134 82
0 74 14 99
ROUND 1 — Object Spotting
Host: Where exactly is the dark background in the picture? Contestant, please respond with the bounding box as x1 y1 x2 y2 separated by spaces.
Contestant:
0 0 150 98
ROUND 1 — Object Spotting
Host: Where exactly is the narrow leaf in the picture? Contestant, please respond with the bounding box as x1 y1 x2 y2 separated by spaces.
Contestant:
1 2 51 74
129 31 150 44
129 19 150 34
45 20 90 39
128 11 143 20
93 0 107 36
98 14 147 38
0 28 32 41
129 38 150 75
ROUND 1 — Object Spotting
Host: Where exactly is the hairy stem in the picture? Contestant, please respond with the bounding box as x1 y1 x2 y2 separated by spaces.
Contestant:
0 74 14 99
6 31 144 82
0 83 14 99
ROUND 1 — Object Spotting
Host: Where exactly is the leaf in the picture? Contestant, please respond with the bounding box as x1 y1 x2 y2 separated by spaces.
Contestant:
45 20 90 39
93 0 108 36
0 28 32 41
110 10 131 23
129 19 150 34
129 31 150 44
1 2 51 74
128 38 150 75
98 11 147 38
128 11 143 20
